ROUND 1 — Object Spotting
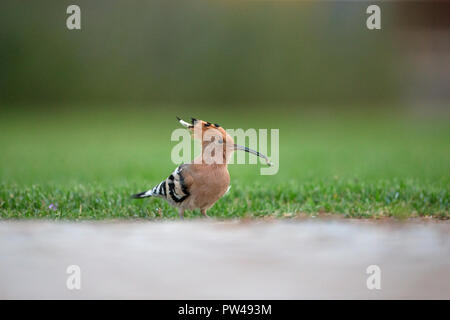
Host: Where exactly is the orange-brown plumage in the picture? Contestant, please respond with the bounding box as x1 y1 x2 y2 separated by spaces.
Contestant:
132 117 271 218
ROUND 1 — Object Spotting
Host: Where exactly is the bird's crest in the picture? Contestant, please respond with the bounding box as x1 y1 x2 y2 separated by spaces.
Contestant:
176 116 227 141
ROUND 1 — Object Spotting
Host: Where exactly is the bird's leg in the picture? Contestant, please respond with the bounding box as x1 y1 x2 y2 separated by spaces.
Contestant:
178 208 184 219
201 208 209 218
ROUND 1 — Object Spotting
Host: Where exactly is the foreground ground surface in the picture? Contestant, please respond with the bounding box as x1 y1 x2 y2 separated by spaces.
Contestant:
0 105 449 219
0 219 449 299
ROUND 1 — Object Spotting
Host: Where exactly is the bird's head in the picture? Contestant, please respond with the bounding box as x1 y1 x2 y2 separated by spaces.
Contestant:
176 116 273 166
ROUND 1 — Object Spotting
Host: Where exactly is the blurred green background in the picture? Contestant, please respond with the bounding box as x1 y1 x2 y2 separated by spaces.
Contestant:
0 1 448 218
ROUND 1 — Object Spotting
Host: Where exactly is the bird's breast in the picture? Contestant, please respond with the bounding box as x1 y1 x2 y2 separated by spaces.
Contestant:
188 166 230 210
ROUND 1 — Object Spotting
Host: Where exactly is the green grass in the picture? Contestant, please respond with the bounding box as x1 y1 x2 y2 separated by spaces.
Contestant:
0 104 449 219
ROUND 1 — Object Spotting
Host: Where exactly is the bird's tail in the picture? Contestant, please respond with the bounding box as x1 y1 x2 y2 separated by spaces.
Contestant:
130 190 153 199
131 181 166 199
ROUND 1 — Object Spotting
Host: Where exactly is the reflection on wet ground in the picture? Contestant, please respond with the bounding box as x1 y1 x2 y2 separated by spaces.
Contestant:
0 219 448 299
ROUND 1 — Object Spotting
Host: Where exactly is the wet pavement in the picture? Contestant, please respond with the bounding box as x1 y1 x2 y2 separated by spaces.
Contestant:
0 219 449 299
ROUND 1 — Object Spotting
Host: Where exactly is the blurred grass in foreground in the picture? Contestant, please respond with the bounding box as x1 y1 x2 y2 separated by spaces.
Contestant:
0 104 448 219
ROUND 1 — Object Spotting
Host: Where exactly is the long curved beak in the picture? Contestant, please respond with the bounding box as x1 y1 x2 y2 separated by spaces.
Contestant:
233 144 273 166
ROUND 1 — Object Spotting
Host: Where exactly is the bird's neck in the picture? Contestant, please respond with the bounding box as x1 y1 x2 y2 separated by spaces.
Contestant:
194 141 232 166
193 155 229 167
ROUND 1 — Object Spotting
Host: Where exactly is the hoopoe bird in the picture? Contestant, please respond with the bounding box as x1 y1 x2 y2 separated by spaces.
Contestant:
131 117 272 218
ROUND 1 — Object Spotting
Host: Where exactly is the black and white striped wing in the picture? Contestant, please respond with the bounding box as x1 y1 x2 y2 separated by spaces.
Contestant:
165 165 191 204
132 164 191 205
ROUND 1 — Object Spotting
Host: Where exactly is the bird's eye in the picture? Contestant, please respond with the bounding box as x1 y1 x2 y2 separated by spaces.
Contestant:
218 139 223 144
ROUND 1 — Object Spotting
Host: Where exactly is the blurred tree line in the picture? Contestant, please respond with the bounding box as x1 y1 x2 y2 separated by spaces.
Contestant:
0 0 399 106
